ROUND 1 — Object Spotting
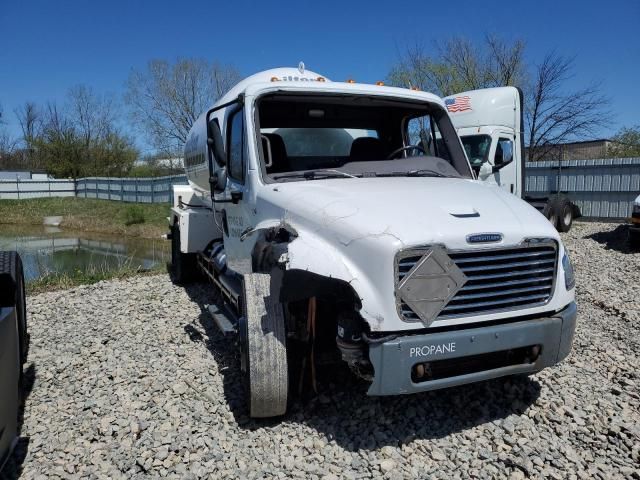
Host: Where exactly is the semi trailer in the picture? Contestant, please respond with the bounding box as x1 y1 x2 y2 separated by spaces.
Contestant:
169 66 577 418
444 87 580 232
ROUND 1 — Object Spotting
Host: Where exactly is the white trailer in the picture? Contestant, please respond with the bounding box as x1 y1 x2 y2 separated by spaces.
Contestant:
444 87 579 232
169 66 577 418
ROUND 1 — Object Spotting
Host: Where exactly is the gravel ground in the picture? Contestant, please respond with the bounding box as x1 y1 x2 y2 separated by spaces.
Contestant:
2 221 639 479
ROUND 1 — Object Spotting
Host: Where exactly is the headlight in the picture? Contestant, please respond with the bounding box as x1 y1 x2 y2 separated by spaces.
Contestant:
562 250 575 290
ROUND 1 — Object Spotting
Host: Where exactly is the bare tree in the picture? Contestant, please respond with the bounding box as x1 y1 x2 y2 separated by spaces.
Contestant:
15 102 41 165
67 85 115 148
0 104 18 163
526 52 610 161
388 35 526 96
390 36 610 160
125 58 241 158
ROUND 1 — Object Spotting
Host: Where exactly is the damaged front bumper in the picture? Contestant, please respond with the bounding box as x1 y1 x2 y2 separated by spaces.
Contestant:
367 302 577 396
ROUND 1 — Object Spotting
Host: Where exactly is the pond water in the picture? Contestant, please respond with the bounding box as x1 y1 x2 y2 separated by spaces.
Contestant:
0 224 170 282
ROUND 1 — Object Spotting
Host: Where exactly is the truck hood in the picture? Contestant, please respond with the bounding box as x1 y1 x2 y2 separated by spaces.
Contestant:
258 177 558 250
254 176 568 332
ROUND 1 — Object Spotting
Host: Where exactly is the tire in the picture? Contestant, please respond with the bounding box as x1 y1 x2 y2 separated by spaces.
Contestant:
543 196 565 231
629 228 640 250
556 197 574 233
0 251 28 365
240 273 288 418
170 223 197 284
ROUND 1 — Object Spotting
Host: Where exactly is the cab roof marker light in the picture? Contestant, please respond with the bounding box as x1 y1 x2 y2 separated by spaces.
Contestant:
346 79 356 84
317 77 326 82
270 77 279 82
376 81 385 86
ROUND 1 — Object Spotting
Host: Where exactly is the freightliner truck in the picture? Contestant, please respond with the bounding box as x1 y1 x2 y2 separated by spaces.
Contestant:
445 88 580 232
169 66 577 418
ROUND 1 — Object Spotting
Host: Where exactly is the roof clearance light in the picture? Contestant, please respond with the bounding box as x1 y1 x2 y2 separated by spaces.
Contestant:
317 77 326 82
270 77 279 82
411 86 420 91
376 81 384 86
346 79 356 84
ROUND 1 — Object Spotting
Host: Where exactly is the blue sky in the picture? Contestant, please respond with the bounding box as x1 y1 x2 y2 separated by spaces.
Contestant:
1 0 638 151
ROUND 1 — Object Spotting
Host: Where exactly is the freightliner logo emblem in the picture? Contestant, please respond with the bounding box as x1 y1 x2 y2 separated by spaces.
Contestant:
467 233 503 244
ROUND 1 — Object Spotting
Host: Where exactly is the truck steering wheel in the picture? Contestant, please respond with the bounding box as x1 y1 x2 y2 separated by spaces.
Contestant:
387 145 427 159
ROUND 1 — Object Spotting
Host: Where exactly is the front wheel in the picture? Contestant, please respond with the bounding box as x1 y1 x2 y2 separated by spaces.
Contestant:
240 273 288 418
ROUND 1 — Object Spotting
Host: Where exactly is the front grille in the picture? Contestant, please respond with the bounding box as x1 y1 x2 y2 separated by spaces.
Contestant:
398 242 558 321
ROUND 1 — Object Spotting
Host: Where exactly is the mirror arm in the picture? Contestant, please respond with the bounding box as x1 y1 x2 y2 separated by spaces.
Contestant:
492 158 513 173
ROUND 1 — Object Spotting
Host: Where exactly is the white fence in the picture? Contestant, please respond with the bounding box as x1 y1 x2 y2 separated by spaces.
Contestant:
0 175 188 203
525 157 640 219
1 159 639 218
0 178 76 199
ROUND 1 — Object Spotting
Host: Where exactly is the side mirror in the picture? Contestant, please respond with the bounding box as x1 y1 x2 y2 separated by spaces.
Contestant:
478 162 493 180
492 140 514 173
209 167 227 193
207 120 226 167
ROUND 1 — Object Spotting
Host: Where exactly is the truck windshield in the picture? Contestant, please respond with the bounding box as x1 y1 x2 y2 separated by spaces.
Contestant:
459 135 491 169
257 94 471 182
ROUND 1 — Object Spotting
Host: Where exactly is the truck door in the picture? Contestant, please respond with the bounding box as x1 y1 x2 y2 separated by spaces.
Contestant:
444 87 524 198
215 105 253 273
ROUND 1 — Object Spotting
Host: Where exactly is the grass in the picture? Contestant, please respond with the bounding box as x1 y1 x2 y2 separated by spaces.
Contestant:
0 197 169 238
27 261 167 295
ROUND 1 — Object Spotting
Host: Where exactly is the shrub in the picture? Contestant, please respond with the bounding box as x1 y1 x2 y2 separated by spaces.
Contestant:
123 205 146 226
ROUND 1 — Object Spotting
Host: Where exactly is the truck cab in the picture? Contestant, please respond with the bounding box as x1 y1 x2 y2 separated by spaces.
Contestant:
170 67 577 418
445 87 578 232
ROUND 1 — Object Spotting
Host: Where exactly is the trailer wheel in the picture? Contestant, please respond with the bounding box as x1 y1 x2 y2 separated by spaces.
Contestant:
542 198 558 230
0 251 28 365
556 197 574 232
240 273 288 418
170 223 197 284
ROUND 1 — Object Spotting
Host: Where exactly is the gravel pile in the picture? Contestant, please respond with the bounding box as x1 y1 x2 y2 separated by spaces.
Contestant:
2 221 639 479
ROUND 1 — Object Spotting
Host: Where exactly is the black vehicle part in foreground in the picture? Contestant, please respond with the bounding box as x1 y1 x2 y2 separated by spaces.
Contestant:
0 251 27 472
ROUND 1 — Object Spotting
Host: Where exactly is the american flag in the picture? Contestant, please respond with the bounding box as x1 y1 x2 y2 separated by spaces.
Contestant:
445 96 472 113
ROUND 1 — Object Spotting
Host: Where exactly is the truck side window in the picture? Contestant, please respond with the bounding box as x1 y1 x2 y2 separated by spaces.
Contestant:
495 138 513 166
228 109 245 182
406 115 451 161
406 116 432 153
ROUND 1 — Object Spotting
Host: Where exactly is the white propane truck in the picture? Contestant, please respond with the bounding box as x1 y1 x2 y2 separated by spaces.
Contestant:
169 66 577 418
444 88 579 232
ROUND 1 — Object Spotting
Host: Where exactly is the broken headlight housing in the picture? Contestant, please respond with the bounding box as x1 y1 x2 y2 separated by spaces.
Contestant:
562 250 575 290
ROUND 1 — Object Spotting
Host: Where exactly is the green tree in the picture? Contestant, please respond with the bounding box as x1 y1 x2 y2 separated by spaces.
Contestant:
607 126 640 158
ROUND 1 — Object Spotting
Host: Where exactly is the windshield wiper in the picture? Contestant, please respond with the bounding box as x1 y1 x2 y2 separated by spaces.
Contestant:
273 169 359 181
373 169 448 178
406 169 447 177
